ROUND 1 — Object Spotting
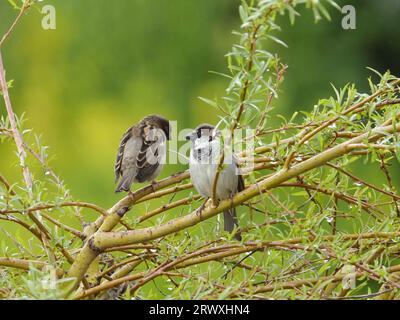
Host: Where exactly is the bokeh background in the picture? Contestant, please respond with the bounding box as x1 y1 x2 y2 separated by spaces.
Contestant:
1 0 400 210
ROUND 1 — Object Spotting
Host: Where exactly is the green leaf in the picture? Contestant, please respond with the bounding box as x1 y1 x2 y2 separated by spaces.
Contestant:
267 35 288 48
326 0 342 12
7 0 19 9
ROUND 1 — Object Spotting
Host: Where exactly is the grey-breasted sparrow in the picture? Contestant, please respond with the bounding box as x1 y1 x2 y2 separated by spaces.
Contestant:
114 115 170 193
186 124 244 240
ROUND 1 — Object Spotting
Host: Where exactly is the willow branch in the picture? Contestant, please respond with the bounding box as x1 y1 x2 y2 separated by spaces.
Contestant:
41 213 83 239
0 257 47 270
76 231 400 299
0 215 42 240
327 163 400 201
138 195 201 223
136 182 192 204
280 182 386 218
283 80 400 170
229 264 400 298
0 201 108 216
0 51 32 194
65 171 190 292
0 174 13 192
104 243 157 253
0 1 32 48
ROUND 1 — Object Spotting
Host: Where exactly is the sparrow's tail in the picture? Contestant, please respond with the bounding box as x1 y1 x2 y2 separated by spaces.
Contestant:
115 169 135 193
223 209 242 241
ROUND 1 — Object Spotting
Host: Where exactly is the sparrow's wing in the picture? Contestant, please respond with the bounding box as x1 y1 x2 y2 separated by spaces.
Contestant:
231 153 245 192
114 126 133 183
135 128 166 183
223 160 244 241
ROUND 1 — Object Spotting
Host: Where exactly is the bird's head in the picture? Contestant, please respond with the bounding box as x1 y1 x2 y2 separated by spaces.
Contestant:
142 115 171 140
186 123 219 150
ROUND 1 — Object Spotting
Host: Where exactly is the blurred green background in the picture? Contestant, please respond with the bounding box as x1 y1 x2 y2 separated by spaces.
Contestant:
1 0 399 208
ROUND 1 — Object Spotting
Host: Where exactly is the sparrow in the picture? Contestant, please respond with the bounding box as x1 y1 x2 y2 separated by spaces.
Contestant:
114 115 170 193
186 124 244 240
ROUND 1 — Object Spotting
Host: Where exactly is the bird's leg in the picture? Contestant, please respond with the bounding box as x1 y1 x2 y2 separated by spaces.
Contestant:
128 190 135 201
197 197 210 214
211 198 219 208
150 180 157 193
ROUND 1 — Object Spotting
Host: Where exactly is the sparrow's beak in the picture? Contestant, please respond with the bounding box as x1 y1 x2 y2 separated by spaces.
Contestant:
185 131 195 141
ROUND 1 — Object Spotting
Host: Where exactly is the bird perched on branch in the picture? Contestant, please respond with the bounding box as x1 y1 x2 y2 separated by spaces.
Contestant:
114 115 170 193
186 123 244 240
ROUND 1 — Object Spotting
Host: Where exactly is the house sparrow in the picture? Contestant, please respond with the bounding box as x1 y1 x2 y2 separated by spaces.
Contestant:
114 115 170 193
186 124 244 240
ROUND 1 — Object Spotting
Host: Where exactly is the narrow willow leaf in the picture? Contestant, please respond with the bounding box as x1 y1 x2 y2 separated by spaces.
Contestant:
267 35 288 48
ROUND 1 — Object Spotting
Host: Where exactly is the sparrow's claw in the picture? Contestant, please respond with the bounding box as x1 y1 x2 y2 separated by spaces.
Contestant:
211 198 219 208
197 198 209 214
150 180 157 193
